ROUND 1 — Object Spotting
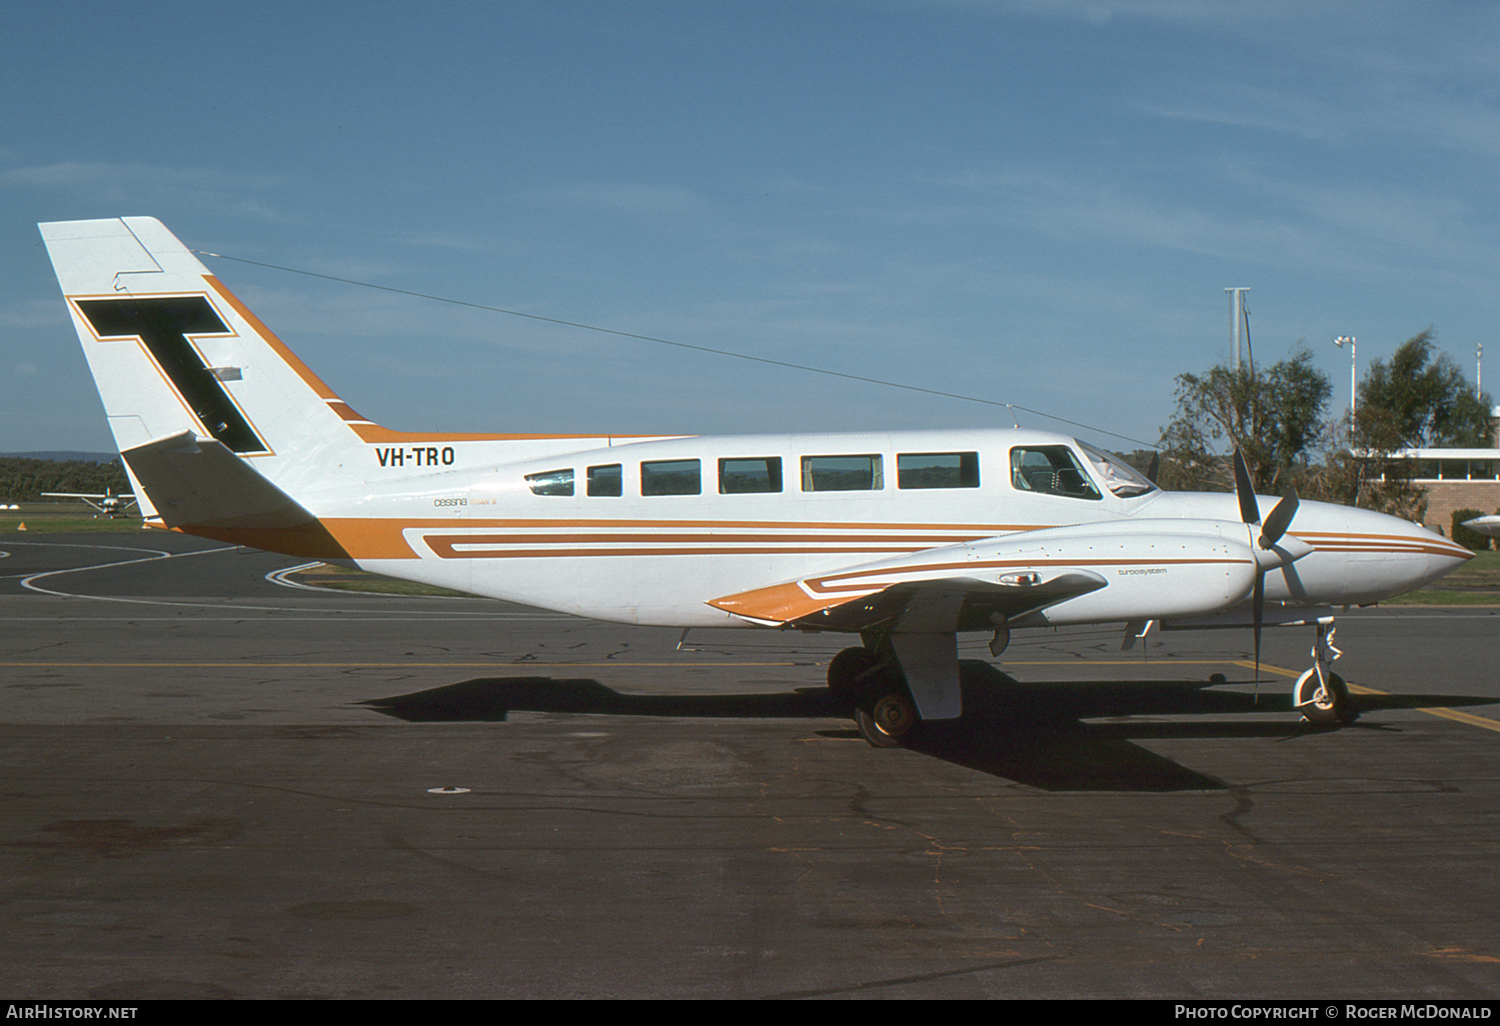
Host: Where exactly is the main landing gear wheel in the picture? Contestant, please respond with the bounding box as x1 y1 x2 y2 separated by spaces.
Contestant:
827 645 925 748
1294 669 1352 725
855 691 921 748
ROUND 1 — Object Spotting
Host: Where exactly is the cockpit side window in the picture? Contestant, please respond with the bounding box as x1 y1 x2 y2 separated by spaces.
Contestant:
1009 446 1102 500
525 468 575 496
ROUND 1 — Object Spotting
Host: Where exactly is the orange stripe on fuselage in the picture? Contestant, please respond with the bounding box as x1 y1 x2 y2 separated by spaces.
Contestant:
312 518 1033 561
174 517 1474 571
1295 530 1473 560
179 520 354 560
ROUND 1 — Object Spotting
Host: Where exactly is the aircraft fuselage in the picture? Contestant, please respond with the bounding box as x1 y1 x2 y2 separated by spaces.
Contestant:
274 428 1469 627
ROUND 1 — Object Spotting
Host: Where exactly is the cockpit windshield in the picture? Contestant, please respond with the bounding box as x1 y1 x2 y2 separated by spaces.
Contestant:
1077 440 1158 498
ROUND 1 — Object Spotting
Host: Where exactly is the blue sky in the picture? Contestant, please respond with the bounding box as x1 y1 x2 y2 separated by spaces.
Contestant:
3 0 1497 455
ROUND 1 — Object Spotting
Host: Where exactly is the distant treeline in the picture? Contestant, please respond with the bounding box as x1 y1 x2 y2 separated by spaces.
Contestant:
0 457 129 501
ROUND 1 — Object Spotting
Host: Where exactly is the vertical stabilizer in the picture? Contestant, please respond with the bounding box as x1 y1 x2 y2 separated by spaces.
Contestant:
42 217 637 531
40 217 381 500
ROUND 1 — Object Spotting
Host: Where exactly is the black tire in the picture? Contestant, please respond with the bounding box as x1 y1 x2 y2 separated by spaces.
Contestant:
1294 669 1353 725
826 646 881 703
855 691 921 748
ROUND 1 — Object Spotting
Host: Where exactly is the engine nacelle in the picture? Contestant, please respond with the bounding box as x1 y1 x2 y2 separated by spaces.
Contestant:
970 520 1258 627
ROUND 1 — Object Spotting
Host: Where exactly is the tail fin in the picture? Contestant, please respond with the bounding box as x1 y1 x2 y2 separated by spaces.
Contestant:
41 217 627 541
39 217 375 509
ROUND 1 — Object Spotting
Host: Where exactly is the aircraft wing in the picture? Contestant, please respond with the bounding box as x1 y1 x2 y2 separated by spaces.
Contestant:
40 491 138 514
708 563 1107 634
709 520 1261 723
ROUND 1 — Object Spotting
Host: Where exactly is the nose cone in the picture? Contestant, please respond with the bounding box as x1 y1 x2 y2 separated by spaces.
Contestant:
1396 521 1475 593
1291 501 1473 604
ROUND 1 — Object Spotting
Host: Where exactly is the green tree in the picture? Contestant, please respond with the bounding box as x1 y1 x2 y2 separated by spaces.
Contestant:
1308 330 1491 521
1158 347 1331 494
0 457 128 501
1355 329 1492 450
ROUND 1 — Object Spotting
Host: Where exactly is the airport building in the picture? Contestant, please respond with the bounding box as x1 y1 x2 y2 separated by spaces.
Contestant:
1386 407 1500 539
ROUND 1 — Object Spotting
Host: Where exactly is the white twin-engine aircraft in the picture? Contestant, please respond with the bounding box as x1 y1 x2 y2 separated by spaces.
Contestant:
40 217 1472 745
40 488 137 516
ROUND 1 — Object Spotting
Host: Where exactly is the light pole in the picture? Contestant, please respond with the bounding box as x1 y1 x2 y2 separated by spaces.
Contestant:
1333 336 1356 419
1226 288 1250 371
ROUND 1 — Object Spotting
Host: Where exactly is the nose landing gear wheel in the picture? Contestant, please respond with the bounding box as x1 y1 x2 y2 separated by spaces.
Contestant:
1294 669 1353 725
856 691 921 748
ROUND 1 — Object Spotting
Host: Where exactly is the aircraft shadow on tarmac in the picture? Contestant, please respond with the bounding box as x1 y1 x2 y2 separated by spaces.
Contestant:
359 662 1494 792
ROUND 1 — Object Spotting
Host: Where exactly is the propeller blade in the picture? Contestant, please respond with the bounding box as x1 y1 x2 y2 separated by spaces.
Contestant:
1252 570 1263 683
1146 451 1160 485
1259 489 1300 549
1233 449 1259 525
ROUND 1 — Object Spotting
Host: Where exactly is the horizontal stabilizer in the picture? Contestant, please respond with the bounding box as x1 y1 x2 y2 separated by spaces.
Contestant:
121 431 315 530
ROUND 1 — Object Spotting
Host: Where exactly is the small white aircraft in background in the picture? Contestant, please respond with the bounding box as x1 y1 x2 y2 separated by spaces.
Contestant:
40 488 137 517
39 217 1472 745
1462 514 1500 538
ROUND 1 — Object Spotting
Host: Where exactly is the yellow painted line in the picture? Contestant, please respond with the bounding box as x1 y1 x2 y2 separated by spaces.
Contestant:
995 657 1500 734
0 658 1254 669
1227 660 1302 680
1228 659 1500 734
1394 705 1500 732
1000 659 1248 667
0 661 800 668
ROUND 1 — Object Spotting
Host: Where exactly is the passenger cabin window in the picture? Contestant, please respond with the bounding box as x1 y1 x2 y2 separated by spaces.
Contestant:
897 451 979 489
720 457 782 494
525 468 574 496
1009 446 1101 500
802 455 882 492
587 464 622 497
641 458 701 496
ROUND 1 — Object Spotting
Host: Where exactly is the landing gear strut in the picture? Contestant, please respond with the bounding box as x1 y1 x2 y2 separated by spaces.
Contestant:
1293 623 1354 725
826 646 881 704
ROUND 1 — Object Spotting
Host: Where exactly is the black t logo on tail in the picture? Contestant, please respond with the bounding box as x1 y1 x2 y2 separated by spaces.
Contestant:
75 295 269 454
